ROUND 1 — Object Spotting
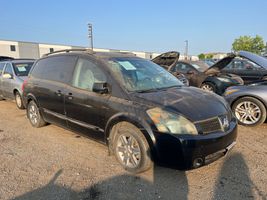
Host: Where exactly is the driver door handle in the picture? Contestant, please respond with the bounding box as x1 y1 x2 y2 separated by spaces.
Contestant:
67 92 73 100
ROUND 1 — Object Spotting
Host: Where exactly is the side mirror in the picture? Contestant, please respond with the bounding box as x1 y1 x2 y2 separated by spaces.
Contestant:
92 82 109 94
3 73 12 79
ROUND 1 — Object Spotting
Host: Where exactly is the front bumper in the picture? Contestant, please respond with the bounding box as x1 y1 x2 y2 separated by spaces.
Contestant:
153 118 238 170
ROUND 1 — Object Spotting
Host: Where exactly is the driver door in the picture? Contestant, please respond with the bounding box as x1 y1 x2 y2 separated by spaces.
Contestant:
65 56 110 141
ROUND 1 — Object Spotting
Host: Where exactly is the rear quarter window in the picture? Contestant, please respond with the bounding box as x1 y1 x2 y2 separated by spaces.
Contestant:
31 55 77 83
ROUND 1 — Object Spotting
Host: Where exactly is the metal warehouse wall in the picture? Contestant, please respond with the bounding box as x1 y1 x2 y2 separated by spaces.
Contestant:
18 42 40 59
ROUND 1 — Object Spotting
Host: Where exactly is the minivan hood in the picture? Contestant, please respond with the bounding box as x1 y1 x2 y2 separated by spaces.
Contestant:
205 51 267 74
204 54 236 74
132 86 228 122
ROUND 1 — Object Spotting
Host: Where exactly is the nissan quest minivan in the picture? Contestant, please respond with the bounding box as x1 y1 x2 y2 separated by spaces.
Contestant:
23 49 237 173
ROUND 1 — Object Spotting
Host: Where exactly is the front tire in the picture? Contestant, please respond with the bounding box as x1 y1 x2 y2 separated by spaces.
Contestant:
200 82 216 93
15 92 25 109
27 100 46 128
110 122 152 173
232 97 266 126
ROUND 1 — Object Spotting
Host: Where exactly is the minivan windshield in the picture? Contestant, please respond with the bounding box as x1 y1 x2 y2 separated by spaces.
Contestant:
107 57 183 92
13 62 34 76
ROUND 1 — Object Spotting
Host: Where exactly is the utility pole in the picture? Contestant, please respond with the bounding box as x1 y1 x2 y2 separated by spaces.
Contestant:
88 23 94 50
185 40 188 60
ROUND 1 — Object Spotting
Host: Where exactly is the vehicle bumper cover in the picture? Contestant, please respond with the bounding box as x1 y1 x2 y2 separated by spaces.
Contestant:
153 119 238 170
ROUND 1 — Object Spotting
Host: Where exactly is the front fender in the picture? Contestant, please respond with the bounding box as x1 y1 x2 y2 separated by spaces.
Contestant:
104 112 157 158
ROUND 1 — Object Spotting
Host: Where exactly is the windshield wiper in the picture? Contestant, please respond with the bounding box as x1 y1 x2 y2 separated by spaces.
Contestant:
135 85 182 93
135 88 162 93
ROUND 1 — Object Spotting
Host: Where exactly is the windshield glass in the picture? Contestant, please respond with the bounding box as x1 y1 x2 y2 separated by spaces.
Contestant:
107 57 183 92
13 62 34 76
191 61 209 72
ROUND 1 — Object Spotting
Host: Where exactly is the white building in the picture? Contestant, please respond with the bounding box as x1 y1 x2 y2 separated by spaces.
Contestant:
0 39 160 59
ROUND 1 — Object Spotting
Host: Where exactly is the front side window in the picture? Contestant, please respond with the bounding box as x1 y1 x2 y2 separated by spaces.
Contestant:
72 58 106 91
3 63 13 75
107 57 182 92
13 62 34 76
0 63 5 75
173 63 192 73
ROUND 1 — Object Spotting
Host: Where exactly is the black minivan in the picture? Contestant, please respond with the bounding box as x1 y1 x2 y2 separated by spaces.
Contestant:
23 49 237 173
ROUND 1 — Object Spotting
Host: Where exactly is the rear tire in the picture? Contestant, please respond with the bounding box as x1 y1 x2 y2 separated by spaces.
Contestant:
109 122 152 173
232 97 266 126
200 82 216 93
15 92 25 109
27 100 46 128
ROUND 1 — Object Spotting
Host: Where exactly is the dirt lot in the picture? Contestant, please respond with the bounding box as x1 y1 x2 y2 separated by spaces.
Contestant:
0 101 266 200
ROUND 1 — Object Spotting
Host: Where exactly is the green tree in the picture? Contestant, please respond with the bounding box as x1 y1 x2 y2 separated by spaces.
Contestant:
232 35 265 54
198 53 205 59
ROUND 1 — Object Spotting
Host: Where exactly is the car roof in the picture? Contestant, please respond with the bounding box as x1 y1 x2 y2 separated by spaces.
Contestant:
0 59 35 64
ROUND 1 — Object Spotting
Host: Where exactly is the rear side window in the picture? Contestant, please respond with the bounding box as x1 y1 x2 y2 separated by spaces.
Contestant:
13 62 34 76
31 55 77 83
0 63 5 75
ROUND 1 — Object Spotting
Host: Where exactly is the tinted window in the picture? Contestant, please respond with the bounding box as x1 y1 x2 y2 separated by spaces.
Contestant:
31 56 77 83
226 59 264 70
3 63 13 75
0 63 5 75
10 45 16 52
173 63 192 73
72 58 106 91
13 62 34 76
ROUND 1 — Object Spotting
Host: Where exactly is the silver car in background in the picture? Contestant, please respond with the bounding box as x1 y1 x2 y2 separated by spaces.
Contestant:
0 59 34 109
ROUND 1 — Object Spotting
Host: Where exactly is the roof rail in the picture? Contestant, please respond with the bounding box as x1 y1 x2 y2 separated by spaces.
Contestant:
42 48 94 57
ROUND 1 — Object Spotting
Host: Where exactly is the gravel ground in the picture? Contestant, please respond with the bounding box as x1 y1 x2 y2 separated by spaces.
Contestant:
0 100 266 200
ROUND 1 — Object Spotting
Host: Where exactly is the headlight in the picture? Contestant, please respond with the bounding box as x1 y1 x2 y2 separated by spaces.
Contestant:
146 107 198 135
224 89 239 96
217 77 231 82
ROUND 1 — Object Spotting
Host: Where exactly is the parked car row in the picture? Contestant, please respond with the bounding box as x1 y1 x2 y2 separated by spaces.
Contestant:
0 49 266 173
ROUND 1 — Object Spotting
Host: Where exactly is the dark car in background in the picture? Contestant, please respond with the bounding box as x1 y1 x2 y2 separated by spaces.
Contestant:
0 59 34 109
0 56 14 61
153 53 243 95
203 59 216 67
23 49 237 173
221 51 267 84
151 51 189 86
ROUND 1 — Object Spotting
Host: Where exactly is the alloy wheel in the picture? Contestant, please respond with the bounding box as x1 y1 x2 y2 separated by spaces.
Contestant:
201 84 214 92
116 134 141 168
15 93 22 108
29 104 38 125
235 101 261 125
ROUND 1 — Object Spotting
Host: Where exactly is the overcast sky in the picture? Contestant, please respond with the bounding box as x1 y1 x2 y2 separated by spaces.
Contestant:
1 0 266 55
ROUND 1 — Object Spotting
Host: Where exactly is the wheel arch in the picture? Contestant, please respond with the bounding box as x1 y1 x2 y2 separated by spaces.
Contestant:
25 93 38 107
104 113 157 158
231 95 267 111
